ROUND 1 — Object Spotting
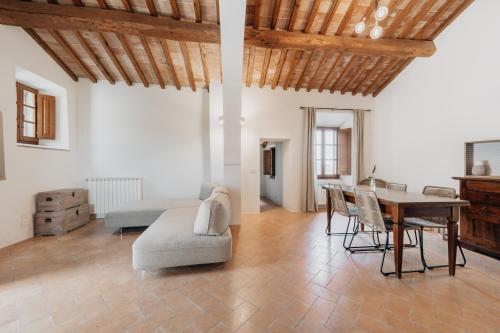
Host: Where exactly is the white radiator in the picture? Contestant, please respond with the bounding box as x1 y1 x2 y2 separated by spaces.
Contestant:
86 177 143 218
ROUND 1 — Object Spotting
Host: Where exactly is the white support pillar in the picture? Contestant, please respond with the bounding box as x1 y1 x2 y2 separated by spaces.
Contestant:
219 0 245 225
208 82 224 184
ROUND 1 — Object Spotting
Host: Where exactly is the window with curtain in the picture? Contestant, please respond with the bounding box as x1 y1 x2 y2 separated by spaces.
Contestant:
315 127 338 179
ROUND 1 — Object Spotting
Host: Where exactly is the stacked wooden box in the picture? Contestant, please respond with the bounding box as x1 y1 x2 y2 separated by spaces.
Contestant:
34 188 90 236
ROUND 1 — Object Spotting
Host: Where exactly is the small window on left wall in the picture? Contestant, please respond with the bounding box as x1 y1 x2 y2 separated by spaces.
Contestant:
16 82 56 145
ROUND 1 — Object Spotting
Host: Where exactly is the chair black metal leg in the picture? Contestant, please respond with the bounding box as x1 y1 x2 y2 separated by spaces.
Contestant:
405 229 417 247
325 214 357 236
342 217 353 249
418 228 428 269
419 227 466 270
347 223 384 253
380 231 426 276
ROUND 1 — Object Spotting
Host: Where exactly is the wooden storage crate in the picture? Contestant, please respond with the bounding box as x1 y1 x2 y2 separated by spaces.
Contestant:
34 204 90 236
36 188 87 212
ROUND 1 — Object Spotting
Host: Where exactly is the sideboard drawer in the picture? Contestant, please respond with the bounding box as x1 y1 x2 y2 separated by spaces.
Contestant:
463 190 500 206
465 181 500 194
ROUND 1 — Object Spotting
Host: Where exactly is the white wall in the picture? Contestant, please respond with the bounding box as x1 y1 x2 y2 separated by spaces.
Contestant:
0 26 80 248
367 1 500 193
260 142 283 206
242 87 373 213
77 81 210 200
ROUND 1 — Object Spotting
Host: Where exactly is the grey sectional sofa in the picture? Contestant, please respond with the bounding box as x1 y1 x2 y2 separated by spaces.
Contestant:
104 183 232 270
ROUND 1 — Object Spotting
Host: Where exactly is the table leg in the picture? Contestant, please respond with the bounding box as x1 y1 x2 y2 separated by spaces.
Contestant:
447 207 459 276
392 206 404 279
326 189 332 234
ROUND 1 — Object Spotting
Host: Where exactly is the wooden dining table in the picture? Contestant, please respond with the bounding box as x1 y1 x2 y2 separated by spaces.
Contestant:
322 184 470 278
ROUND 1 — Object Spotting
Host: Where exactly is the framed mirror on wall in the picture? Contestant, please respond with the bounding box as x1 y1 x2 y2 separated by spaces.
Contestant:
0 112 5 180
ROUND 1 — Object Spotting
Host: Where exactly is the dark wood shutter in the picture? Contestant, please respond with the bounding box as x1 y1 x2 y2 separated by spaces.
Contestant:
338 128 352 175
36 94 56 139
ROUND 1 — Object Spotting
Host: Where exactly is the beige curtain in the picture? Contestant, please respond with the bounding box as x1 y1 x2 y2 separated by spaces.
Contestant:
353 109 365 185
302 107 317 212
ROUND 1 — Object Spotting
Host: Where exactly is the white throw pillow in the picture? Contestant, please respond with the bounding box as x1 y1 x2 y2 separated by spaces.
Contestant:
194 193 231 236
212 186 229 195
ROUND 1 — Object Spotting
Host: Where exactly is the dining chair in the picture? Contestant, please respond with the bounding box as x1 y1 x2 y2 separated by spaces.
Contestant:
404 186 466 270
351 188 425 276
358 178 389 188
386 182 408 191
327 185 357 249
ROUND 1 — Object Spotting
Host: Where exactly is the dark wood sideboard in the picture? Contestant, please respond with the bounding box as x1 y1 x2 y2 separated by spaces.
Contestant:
453 176 500 259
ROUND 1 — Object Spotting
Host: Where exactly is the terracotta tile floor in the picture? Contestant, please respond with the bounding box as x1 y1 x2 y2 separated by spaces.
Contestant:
0 207 499 333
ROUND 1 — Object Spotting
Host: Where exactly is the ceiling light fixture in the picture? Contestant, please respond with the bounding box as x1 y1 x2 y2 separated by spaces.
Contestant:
355 0 389 40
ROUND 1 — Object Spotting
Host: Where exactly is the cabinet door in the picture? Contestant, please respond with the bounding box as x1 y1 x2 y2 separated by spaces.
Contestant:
36 94 56 139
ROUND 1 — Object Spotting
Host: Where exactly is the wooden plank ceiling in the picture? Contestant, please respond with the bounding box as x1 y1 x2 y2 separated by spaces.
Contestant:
6 0 472 96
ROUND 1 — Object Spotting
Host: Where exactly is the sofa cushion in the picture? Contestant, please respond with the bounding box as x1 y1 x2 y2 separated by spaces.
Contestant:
132 207 232 270
105 198 201 229
199 183 217 200
194 193 231 236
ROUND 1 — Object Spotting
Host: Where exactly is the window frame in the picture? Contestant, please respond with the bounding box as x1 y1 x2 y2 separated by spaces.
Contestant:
315 126 339 179
16 83 39 145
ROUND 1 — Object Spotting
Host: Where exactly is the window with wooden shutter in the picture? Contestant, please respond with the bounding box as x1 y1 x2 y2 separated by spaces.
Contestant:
16 82 56 144
315 127 339 179
338 128 352 175
37 94 56 139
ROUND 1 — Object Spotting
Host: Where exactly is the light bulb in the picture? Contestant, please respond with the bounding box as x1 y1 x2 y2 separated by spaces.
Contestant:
375 5 389 21
219 116 224 126
240 117 245 126
370 23 383 39
354 19 366 34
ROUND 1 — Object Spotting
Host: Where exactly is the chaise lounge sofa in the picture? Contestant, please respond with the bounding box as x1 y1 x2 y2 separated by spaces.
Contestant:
105 183 232 270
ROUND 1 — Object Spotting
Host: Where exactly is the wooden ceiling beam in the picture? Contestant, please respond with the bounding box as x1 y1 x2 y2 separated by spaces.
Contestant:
140 36 165 88
430 0 474 40
2 1 436 58
193 0 202 23
169 0 181 19
259 48 272 88
319 53 343 92
271 0 282 30
340 56 369 94
0 0 218 43
330 55 357 93
399 0 439 38
415 0 454 40
304 0 321 33
215 0 220 24
336 0 359 35
384 0 420 37
288 0 302 31
121 0 133 12
96 0 108 9
283 50 302 90
320 0 341 34
23 28 78 81
117 34 149 87
245 29 436 58
199 43 210 88
160 39 181 89
75 31 115 84
96 32 132 86
352 56 384 95
295 51 314 91
363 57 399 96
271 49 287 89
245 47 256 87
306 51 327 92
373 58 412 96
145 0 158 16
180 41 196 91
50 30 97 83
254 0 262 29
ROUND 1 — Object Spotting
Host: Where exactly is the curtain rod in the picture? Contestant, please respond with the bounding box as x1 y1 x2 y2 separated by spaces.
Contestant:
299 106 371 112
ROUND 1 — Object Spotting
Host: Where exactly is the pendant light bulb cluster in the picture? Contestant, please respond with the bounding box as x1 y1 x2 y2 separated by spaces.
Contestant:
355 0 389 40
